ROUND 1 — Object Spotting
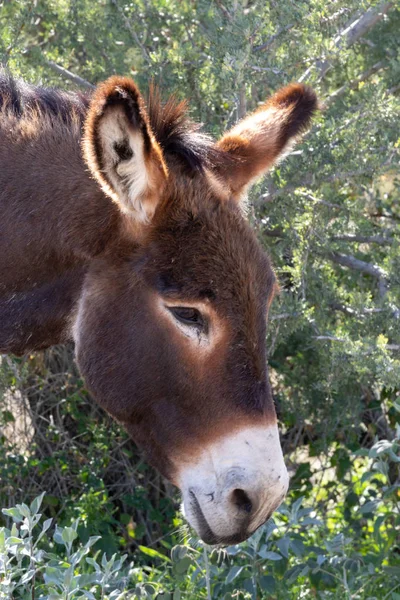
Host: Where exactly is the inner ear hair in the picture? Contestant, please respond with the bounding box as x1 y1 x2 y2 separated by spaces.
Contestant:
113 138 134 162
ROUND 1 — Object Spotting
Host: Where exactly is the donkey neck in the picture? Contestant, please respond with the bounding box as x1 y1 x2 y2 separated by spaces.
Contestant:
0 113 122 353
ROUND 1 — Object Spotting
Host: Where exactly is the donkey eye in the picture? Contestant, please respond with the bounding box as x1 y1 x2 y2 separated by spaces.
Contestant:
168 306 204 328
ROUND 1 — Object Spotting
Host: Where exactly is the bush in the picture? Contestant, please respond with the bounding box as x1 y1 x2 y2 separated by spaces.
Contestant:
2 424 399 599
1 1 400 598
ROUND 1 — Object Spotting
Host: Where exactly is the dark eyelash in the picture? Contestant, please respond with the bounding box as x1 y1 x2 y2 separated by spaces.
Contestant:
168 306 205 329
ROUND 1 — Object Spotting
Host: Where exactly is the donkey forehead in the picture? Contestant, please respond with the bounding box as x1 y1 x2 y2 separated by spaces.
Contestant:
139 194 276 305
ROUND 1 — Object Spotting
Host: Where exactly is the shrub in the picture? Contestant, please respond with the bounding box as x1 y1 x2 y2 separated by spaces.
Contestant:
2 426 399 599
1 1 400 598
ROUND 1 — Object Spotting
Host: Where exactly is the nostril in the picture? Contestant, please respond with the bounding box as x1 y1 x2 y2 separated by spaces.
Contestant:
231 488 253 514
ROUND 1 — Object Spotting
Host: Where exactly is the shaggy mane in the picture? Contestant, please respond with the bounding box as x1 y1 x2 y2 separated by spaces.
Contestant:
0 70 226 172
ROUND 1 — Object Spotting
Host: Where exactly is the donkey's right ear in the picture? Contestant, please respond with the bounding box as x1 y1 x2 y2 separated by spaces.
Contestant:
83 76 168 223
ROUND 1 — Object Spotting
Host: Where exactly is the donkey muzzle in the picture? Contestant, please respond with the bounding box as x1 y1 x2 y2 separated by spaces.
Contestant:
177 423 289 545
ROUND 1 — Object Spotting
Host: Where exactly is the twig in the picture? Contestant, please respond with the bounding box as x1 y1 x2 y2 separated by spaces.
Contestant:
370 212 400 221
43 60 94 89
332 234 393 245
252 23 294 52
250 66 284 74
270 312 301 321
215 0 233 22
238 85 247 120
262 227 284 238
297 190 344 209
387 83 400 95
313 335 345 342
110 0 151 64
329 302 385 317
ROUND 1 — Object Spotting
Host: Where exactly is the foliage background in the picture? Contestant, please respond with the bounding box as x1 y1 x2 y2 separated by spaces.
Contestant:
0 0 399 598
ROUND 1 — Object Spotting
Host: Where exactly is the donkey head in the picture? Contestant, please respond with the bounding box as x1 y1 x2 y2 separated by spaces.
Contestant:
75 77 317 544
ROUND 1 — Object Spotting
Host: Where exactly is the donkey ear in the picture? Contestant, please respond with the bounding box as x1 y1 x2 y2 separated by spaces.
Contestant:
83 76 168 223
215 84 318 200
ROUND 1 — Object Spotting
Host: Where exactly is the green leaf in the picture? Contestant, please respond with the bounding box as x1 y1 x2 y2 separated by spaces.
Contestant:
63 565 74 587
30 492 46 515
7 536 23 545
42 518 53 534
139 545 171 562
259 575 276 593
144 583 156 595
360 500 379 514
276 536 290 558
258 549 282 561
225 565 244 584
171 545 188 562
285 565 304 584
2 507 23 522
53 527 64 545
44 567 63 586
86 557 101 573
82 592 96 600
85 535 101 548
290 538 306 557
21 569 35 584
175 556 192 574
16 503 30 518
62 526 78 545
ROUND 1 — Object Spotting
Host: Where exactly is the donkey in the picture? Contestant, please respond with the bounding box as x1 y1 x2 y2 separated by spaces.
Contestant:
0 71 317 545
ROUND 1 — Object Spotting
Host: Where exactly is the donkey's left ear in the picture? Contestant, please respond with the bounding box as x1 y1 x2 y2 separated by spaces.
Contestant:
83 76 168 223
215 84 318 201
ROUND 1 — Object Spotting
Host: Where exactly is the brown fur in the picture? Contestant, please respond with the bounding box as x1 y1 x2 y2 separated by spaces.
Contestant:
216 83 318 199
0 71 317 479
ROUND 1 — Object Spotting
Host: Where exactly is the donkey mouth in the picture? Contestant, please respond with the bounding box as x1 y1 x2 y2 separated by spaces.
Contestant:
189 490 251 546
189 490 217 544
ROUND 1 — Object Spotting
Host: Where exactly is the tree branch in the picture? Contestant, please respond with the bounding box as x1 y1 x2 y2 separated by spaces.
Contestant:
388 83 400 95
329 302 385 317
238 85 247 120
327 251 387 279
336 2 393 49
215 0 233 22
43 60 94 90
300 2 394 82
327 251 388 296
270 312 301 321
313 335 345 342
325 60 386 104
262 227 284 238
332 234 393 245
